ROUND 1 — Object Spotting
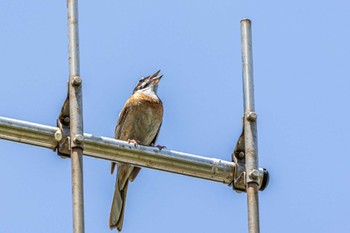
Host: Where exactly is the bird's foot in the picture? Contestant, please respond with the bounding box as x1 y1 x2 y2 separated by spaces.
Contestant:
154 144 167 150
128 139 140 147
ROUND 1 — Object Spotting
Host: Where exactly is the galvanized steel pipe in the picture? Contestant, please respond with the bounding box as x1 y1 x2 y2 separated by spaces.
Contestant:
0 117 58 149
241 19 260 233
67 0 85 232
83 133 235 184
0 116 235 184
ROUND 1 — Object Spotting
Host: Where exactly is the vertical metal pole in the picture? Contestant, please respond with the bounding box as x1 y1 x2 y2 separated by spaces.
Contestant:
240 19 260 233
67 0 85 233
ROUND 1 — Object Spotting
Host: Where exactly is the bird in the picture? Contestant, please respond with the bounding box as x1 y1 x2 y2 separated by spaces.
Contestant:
109 70 164 231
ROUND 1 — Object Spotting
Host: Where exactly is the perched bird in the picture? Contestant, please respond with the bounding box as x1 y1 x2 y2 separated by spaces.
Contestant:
109 70 164 231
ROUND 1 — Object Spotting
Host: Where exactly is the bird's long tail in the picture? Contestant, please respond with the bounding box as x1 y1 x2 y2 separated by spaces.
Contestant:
109 175 129 231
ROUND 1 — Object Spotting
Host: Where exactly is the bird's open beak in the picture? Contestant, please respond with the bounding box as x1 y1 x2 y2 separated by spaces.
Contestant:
148 70 162 84
152 75 162 84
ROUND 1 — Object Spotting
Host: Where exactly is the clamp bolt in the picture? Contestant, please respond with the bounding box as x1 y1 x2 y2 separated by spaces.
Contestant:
54 129 63 142
249 169 260 180
73 134 84 144
72 76 82 87
64 117 70 124
238 151 245 160
247 112 257 122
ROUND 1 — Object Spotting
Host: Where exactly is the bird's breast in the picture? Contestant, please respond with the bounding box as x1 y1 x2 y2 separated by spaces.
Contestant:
117 93 163 145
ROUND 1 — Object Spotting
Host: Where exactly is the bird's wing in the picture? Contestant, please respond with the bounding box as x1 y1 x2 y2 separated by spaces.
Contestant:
151 121 162 146
114 103 131 139
111 103 131 174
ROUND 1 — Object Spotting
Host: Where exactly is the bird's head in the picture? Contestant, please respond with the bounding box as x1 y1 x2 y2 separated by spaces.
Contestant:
133 70 163 94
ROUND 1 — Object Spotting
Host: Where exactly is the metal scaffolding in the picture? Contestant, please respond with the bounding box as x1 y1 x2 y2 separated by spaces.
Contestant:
0 1 268 232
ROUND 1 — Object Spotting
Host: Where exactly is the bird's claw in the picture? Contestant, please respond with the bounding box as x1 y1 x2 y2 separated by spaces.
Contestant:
155 145 166 150
128 139 140 148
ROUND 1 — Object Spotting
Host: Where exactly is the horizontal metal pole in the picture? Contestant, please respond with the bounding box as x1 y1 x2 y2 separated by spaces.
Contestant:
0 116 235 184
0 117 58 150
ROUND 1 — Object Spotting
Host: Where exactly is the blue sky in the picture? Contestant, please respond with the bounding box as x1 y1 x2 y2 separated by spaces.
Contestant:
0 0 350 232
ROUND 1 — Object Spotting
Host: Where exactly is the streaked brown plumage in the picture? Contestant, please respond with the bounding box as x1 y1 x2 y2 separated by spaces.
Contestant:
109 71 163 231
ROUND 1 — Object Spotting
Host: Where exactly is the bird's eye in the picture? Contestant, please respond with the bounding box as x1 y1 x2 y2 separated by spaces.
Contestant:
141 82 149 88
